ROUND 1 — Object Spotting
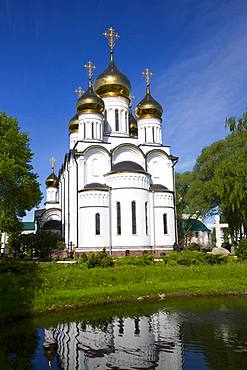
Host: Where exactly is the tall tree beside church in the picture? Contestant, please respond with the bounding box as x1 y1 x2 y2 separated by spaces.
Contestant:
183 108 247 241
0 113 42 232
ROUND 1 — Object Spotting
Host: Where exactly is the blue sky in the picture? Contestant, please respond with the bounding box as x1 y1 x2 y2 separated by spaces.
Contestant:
0 0 247 219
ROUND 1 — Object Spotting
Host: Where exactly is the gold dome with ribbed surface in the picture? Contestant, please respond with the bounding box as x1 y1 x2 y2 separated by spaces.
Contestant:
129 111 138 137
68 114 78 134
76 85 105 114
135 93 163 120
94 60 131 99
45 172 59 188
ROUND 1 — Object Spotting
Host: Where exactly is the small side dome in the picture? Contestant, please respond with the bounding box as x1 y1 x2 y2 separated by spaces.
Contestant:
94 60 131 99
135 93 163 120
76 86 105 114
129 111 138 137
45 172 59 188
68 114 78 134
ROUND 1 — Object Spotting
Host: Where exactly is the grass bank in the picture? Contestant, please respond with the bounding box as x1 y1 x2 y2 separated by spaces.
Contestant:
1 258 247 321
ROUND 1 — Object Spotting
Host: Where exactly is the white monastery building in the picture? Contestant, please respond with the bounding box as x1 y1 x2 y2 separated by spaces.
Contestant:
40 27 178 256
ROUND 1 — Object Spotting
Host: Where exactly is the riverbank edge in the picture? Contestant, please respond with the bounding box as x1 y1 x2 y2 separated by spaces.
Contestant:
2 290 247 324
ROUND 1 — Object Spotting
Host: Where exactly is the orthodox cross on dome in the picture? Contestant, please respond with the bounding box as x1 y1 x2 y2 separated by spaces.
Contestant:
84 60 96 88
208 215 229 248
103 26 120 61
142 67 152 94
74 86 84 97
49 156 56 174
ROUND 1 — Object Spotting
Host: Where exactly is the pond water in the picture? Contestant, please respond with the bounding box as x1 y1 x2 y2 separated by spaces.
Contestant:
1 296 247 369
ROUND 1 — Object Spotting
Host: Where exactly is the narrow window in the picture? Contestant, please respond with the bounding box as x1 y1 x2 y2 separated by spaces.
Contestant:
132 201 137 234
163 213 168 234
195 231 199 238
117 202 121 235
104 110 107 122
125 111 128 132
95 213 100 235
152 127 155 142
92 122 94 139
115 109 119 131
145 202 148 235
144 127 147 142
83 122 86 138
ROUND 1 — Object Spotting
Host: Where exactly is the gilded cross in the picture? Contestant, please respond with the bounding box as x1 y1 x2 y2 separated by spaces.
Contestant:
142 67 152 93
49 156 56 173
84 60 96 87
74 86 84 97
103 26 120 60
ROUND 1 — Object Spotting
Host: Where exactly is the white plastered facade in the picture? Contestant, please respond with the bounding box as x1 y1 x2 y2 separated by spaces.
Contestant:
57 92 178 255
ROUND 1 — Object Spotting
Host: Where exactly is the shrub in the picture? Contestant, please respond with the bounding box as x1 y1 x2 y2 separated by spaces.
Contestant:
236 239 247 259
115 255 155 266
86 249 115 268
187 243 201 251
162 251 229 266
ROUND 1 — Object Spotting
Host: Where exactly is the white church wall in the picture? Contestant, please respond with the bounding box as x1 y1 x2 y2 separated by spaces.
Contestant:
78 112 104 141
69 132 78 149
103 96 129 135
111 144 146 169
84 147 111 185
68 159 77 246
138 117 162 145
147 151 173 190
78 190 109 250
111 188 151 250
154 192 175 248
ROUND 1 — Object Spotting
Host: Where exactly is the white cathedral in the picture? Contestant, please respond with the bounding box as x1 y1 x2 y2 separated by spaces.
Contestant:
37 27 178 256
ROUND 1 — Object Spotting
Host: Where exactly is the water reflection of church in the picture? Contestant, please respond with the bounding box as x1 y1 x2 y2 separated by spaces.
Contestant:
43 311 183 369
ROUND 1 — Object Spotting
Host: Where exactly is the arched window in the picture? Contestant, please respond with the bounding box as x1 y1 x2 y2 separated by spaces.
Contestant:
117 202 121 235
125 111 128 132
132 201 137 234
92 122 94 139
163 213 168 234
145 202 148 235
152 127 155 142
95 213 100 235
115 109 119 131
144 127 147 142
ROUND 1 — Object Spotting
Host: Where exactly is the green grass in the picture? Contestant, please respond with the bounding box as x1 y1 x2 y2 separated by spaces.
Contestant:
1 261 247 321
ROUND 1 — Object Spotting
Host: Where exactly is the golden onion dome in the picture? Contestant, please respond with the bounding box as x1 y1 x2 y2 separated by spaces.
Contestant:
76 85 105 114
45 172 59 188
135 92 163 120
94 60 131 99
129 111 138 137
68 114 78 134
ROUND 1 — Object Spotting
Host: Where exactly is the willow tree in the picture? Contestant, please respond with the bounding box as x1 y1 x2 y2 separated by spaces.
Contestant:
0 113 42 233
183 109 247 241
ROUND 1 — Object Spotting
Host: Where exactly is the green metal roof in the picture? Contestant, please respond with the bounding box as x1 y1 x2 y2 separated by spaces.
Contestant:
181 219 210 232
22 222 35 231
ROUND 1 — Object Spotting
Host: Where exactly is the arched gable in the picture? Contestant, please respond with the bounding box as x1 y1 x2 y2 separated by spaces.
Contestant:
84 146 111 184
112 144 145 169
40 208 62 228
146 149 173 189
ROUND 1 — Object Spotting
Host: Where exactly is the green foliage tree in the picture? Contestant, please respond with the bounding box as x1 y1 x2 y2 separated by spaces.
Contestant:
9 231 64 259
0 113 42 233
176 108 247 242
